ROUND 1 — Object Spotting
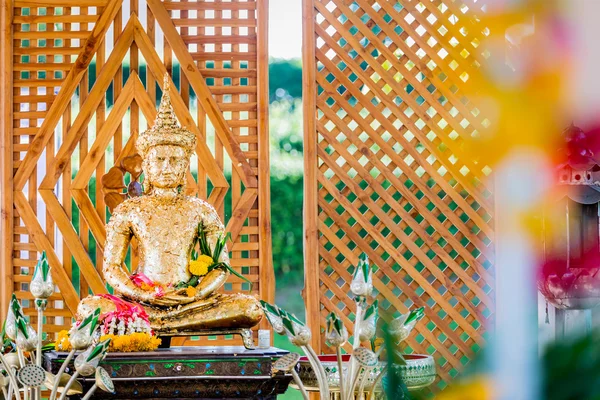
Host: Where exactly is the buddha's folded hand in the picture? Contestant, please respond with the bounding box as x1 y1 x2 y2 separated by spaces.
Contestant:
150 290 197 307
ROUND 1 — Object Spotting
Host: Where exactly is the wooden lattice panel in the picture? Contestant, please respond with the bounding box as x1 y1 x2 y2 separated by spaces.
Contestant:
303 0 494 390
1 0 272 345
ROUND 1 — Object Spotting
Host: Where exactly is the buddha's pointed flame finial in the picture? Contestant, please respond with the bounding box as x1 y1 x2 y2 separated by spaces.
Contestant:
136 73 196 157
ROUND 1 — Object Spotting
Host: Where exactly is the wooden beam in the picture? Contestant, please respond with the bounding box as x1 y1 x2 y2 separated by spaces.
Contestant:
256 0 274 326
13 0 123 190
225 188 258 244
302 0 321 352
146 0 258 189
0 0 13 320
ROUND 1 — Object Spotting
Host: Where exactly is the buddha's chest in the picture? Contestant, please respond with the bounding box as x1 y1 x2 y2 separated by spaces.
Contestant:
128 201 199 251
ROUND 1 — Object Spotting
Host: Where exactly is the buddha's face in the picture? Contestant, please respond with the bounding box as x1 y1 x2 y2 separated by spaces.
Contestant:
143 145 189 189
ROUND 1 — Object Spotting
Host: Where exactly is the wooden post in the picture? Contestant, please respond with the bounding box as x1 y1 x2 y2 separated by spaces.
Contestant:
302 0 321 352
0 0 13 319
257 0 274 330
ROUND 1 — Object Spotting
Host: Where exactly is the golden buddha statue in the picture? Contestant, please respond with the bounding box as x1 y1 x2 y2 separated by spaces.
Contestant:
77 76 262 333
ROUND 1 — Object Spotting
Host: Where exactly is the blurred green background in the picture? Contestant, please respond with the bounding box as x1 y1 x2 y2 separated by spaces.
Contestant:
268 58 305 399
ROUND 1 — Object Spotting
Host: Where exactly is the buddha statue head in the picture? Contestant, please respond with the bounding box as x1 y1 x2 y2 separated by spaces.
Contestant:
136 75 196 193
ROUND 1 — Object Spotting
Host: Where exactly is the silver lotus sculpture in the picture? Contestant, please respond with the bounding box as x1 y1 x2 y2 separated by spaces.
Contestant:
0 252 114 400
264 253 436 400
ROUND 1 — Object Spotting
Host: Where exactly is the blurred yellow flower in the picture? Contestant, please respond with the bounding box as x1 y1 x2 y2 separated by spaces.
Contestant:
189 255 213 276
436 377 490 400
185 286 197 297
55 330 72 351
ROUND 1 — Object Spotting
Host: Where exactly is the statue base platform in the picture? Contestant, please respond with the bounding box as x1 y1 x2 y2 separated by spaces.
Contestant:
157 328 256 349
45 346 293 399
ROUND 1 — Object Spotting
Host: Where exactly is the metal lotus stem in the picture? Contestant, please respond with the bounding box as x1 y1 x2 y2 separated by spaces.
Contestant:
302 345 329 400
357 366 375 400
58 371 79 400
290 369 309 400
34 302 46 400
345 301 365 399
35 306 43 366
49 349 76 400
81 383 98 400
336 346 345 400
367 365 387 400
348 364 363 399
0 353 22 400
16 350 29 400
302 345 329 399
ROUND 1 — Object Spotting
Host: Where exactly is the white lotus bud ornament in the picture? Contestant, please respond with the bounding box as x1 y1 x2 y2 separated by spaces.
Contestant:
260 300 285 334
69 308 101 350
389 307 424 342
6 295 23 341
325 312 348 347
15 317 37 352
30 251 54 299
74 338 111 376
359 300 379 342
280 311 311 347
351 253 373 298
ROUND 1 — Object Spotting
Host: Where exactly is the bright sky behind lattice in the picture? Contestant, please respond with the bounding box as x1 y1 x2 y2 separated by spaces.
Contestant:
269 0 302 59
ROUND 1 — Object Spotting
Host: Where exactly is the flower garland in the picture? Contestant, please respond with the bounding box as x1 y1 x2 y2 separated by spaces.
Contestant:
100 333 161 352
99 294 152 336
54 331 161 353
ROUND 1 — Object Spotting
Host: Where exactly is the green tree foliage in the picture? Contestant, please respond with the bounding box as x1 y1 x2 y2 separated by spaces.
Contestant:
269 58 302 103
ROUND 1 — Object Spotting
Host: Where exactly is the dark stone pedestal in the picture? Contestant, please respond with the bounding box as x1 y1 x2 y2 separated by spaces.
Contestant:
45 346 293 399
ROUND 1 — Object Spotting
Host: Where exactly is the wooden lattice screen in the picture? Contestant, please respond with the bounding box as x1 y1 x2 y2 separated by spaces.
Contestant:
302 0 494 390
0 0 273 345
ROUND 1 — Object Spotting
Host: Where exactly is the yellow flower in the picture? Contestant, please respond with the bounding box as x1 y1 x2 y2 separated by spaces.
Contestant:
185 286 197 297
435 376 490 400
55 330 72 351
189 255 213 276
100 333 161 352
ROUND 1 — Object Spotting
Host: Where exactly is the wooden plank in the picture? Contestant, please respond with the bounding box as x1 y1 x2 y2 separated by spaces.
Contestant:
12 14 98 23
163 2 256 11
172 18 256 28
15 0 107 5
13 0 123 190
302 0 321 350
257 0 274 328
199 68 257 78
70 189 107 252
14 31 92 39
224 188 258 244
181 35 257 45
146 0 258 189
13 192 81 313
0 0 13 321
